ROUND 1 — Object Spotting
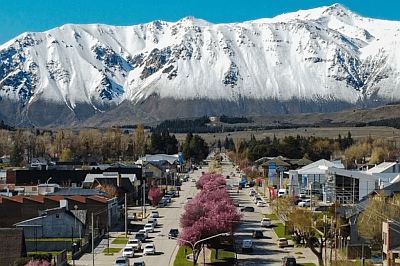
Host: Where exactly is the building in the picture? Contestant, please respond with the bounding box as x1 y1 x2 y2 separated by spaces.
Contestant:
383 220 400 266
15 201 85 239
288 159 344 197
0 228 26 266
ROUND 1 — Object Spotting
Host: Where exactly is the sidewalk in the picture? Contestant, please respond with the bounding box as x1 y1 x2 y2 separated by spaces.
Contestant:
74 232 126 266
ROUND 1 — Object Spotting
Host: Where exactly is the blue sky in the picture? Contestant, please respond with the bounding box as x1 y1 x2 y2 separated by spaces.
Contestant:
1 0 399 44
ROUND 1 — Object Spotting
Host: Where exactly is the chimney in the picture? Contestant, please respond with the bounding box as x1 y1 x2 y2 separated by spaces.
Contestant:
117 174 121 187
60 199 69 210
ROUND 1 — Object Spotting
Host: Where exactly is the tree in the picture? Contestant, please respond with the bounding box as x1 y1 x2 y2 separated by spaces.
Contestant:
25 259 51 266
99 184 118 198
10 130 24 166
148 187 162 206
134 123 146 159
179 173 241 264
357 193 400 247
272 197 333 266
60 148 72 162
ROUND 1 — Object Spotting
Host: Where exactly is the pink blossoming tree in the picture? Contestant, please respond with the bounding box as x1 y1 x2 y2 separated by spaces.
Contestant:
179 173 241 263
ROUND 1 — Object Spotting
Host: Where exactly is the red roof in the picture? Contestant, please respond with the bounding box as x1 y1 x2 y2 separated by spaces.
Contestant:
24 195 45 203
46 195 65 202
87 196 108 203
68 195 86 203
4 195 24 203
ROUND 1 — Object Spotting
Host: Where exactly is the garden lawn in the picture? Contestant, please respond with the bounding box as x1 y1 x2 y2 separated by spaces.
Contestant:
103 247 121 255
273 223 292 240
174 246 193 266
298 263 316 266
265 213 278 220
111 237 129 245
210 248 236 264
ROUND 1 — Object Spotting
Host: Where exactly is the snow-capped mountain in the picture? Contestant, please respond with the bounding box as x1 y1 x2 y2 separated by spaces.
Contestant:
1 3 400 126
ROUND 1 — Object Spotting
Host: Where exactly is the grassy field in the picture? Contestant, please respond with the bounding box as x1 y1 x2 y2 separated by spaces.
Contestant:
265 213 279 220
103 247 122 255
210 248 236 265
273 223 292 240
174 246 193 266
111 237 129 245
298 263 317 266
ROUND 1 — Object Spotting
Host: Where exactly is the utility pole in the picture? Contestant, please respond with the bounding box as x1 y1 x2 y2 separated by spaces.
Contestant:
143 179 146 217
125 193 128 238
334 202 337 265
91 212 94 266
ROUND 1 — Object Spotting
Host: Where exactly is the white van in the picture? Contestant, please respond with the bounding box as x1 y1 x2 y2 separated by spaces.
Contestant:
278 189 287 197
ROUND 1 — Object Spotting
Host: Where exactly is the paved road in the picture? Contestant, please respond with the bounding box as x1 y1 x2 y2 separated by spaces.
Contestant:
76 153 317 265
75 168 205 266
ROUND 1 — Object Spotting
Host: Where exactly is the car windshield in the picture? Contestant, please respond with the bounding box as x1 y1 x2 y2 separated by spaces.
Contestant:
116 259 127 263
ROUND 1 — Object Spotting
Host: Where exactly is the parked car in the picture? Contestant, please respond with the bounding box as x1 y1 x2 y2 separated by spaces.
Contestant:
278 189 287 197
143 243 156 255
298 199 311 207
167 190 177 197
138 229 148 239
123 246 135 258
254 197 263 203
260 218 272 227
162 196 172 203
191 178 196 182
144 223 154 233
150 210 159 218
133 261 145 266
158 199 166 208
252 230 264 239
281 256 297 266
115 256 130 266
277 238 289 248
127 239 141 251
240 206 255 212
186 197 193 203
249 189 256 196
168 228 179 239
135 232 146 243
148 217 158 226
241 239 253 252
256 201 266 207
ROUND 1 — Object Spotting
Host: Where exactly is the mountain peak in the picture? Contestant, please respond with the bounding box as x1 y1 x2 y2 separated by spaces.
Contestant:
0 4 399 127
177 16 212 26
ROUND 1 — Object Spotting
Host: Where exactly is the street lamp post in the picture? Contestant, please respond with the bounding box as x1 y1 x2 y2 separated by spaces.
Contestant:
172 232 230 265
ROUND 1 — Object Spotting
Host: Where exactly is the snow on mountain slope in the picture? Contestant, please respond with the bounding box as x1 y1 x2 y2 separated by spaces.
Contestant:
1 3 400 125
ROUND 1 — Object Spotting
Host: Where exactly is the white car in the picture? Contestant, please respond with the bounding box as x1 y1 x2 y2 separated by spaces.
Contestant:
143 243 156 255
126 238 141 251
144 223 154 233
138 229 148 239
256 201 266 207
298 199 311 207
150 210 159 218
261 218 272 227
122 246 135 258
148 217 158 226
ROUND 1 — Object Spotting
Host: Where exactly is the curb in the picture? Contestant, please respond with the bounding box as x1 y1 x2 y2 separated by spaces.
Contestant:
169 244 179 266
